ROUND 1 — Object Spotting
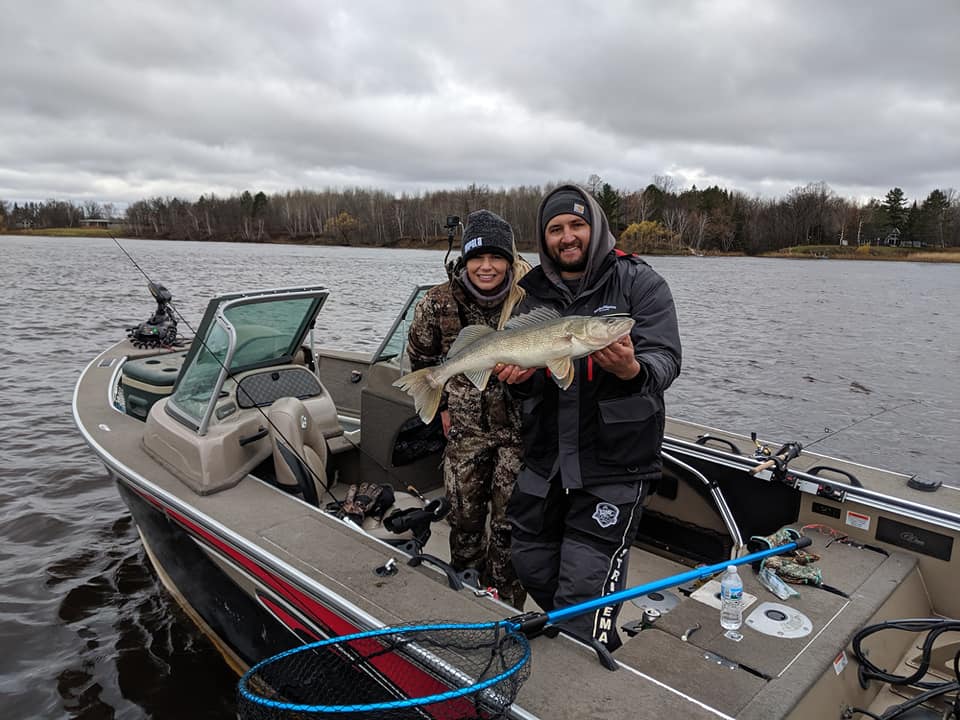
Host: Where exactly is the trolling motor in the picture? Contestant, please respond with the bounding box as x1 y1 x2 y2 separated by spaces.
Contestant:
127 282 178 349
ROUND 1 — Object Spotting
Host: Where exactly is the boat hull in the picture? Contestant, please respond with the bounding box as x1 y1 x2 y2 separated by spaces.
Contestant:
116 478 307 668
73 287 960 719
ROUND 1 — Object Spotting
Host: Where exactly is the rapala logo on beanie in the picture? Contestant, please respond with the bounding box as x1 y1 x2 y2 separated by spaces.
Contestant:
461 209 515 262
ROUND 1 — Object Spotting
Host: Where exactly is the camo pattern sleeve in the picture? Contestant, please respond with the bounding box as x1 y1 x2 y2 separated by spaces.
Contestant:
406 282 462 369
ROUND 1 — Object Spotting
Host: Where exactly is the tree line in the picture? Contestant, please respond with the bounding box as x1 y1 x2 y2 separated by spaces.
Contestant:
2 177 957 254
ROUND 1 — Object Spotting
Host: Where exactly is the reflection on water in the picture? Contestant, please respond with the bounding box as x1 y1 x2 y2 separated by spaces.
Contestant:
0 235 956 719
51 515 236 719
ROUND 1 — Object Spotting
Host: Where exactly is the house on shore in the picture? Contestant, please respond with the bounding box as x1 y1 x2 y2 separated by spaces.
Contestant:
79 218 125 230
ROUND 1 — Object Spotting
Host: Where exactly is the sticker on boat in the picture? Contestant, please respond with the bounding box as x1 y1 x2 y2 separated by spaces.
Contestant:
845 510 871 531
833 650 848 675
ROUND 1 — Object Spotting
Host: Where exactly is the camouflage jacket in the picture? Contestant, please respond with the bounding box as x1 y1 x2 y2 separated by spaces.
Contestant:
406 277 521 440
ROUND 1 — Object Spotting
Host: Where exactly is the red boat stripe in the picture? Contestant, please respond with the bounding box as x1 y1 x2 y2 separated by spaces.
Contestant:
132 486 474 717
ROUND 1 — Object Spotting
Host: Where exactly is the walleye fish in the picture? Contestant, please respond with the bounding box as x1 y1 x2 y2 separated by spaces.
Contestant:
393 306 635 424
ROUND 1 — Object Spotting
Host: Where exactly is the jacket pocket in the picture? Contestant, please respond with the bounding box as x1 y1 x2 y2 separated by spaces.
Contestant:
596 394 664 473
507 469 550 536
520 396 554 462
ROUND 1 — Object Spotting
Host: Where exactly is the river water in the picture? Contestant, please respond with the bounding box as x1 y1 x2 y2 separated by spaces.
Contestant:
1 235 957 719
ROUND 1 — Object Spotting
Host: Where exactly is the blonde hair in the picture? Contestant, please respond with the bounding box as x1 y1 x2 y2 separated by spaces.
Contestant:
497 242 532 329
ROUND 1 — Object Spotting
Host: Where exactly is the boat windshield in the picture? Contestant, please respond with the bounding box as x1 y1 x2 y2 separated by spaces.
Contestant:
373 285 432 363
167 286 328 432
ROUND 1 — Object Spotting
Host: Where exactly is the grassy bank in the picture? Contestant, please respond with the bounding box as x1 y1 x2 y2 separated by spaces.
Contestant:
2 227 117 238
768 244 960 263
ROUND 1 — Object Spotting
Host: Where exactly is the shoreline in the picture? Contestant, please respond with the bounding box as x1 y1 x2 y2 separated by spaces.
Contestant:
3 229 959 263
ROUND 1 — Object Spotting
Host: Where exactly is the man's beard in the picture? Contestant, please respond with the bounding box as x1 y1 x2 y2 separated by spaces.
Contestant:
552 245 588 273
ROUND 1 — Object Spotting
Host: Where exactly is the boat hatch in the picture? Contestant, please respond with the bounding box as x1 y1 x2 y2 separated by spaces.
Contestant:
167 286 329 435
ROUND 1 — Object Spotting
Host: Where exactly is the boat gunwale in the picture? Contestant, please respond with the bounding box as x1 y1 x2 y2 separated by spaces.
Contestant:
662 435 960 532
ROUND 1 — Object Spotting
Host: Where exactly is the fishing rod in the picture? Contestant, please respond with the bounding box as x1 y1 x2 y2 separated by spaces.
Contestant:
750 399 923 479
803 399 922 451
110 235 342 508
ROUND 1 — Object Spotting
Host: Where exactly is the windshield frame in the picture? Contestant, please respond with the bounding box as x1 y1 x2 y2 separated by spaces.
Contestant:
166 285 328 435
372 284 433 364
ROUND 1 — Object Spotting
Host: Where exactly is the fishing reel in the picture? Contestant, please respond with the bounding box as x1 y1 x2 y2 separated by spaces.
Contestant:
750 433 803 482
127 281 178 348
751 432 773 459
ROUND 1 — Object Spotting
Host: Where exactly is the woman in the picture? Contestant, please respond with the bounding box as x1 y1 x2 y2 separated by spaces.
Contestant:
406 209 530 609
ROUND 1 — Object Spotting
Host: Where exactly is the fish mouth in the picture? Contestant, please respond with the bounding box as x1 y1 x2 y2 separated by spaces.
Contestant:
585 316 635 345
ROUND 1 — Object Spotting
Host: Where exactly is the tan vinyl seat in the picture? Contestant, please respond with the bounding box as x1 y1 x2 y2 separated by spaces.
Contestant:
268 396 329 506
268 397 436 546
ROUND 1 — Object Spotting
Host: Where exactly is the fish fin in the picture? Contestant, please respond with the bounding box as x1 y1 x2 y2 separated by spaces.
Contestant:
392 368 443 424
546 357 574 389
503 305 562 330
463 367 493 391
448 324 495 358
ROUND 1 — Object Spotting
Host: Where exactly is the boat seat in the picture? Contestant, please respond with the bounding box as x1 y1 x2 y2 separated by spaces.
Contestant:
267 396 330 506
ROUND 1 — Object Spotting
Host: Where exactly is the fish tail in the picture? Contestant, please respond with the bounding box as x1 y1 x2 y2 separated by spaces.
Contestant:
392 368 444 424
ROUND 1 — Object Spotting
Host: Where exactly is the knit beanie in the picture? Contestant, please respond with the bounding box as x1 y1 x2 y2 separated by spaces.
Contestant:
541 188 592 235
461 210 515 263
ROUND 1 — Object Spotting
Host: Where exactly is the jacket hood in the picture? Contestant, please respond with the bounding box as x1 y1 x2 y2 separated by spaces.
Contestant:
535 184 616 298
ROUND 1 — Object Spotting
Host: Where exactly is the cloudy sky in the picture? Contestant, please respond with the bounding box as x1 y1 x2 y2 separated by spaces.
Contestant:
2 1 957 208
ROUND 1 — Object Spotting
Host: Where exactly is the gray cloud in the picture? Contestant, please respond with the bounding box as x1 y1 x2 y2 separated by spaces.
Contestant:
1 0 956 207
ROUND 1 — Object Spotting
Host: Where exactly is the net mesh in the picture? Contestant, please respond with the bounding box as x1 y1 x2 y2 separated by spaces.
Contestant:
237 621 530 719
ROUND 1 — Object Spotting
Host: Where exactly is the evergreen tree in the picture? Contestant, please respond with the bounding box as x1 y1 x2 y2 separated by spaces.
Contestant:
252 191 268 218
595 183 622 234
882 187 907 233
904 201 920 244
919 189 949 247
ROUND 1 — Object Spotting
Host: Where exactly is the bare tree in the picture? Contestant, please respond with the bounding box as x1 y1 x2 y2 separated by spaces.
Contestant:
82 200 103 219
652 174 677 196
663 207 691 248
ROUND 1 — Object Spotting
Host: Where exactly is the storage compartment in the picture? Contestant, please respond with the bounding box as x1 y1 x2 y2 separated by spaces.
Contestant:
121 351 186 420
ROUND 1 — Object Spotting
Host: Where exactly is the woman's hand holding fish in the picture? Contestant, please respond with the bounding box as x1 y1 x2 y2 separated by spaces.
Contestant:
495 364 537 384
591 335 641 380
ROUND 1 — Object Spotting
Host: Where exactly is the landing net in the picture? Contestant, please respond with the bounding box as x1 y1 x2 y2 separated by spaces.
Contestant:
237 621 530 719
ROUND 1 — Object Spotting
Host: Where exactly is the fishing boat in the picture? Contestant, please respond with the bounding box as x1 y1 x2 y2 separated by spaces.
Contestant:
73 281 960 719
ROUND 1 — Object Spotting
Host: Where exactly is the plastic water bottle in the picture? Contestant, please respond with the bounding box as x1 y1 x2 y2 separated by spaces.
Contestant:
720 565 743 631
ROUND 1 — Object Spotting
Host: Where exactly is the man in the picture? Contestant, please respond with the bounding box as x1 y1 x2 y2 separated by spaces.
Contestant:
406 209 529 609
496 184 681 649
